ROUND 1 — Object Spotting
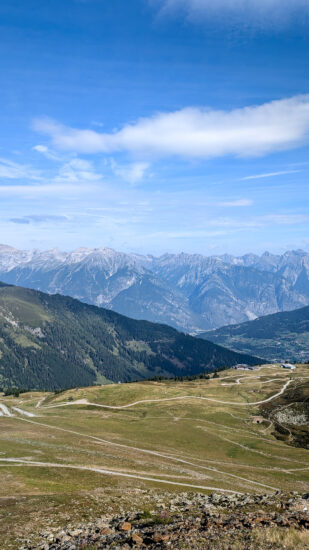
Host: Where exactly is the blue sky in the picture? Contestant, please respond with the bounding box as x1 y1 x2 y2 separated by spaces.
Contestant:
0 0 309 255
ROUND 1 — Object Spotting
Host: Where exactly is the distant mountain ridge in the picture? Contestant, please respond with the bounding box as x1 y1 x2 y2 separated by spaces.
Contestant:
0 245 309 332
0 282 261 390
203 305 309 363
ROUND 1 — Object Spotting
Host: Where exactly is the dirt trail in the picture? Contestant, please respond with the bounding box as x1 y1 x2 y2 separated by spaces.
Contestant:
44 379 292 411
0 457 242 494
9 416 278 492
3 373 306 494
0 402 37 417
221 377 284 387
0 403 13 417
12 407 36 418
36 396 47 409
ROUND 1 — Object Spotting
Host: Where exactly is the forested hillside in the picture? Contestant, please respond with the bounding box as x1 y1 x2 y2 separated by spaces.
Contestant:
0 282 262 390
203 305 309 362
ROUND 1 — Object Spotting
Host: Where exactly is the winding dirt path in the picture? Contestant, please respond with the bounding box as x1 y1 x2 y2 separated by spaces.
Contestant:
221 377 284 387
44 379 292 411
2 375 305 494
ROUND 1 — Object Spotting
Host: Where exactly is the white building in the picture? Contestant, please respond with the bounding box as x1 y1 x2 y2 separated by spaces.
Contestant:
281 363 296 370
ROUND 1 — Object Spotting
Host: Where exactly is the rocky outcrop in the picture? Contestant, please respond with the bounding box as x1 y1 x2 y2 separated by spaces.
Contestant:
20 491 309 550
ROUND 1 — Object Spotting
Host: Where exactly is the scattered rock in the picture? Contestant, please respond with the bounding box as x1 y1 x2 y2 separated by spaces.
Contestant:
153 532 170 542
19 491 309 550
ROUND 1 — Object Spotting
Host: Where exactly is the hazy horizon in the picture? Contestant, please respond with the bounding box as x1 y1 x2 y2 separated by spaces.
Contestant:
0 241 308 259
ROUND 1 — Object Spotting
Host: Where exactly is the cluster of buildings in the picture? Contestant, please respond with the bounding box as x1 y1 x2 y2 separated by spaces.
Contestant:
232 364 258 371
232 363 297 371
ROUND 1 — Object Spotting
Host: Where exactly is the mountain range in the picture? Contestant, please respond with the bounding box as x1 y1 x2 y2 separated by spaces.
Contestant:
0 245 309 332
0 282 261 390
204 305 309 363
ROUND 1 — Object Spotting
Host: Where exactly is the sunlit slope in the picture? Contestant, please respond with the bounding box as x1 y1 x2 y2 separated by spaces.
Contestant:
0 282 263 390
204 305 309 362
0 364 308 502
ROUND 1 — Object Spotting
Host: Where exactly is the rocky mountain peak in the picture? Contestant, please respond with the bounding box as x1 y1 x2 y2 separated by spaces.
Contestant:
0 245 309 332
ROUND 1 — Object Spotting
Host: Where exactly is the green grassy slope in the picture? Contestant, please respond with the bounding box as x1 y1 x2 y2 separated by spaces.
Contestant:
0 282 262 390
202 305 309 362
0 365 308 549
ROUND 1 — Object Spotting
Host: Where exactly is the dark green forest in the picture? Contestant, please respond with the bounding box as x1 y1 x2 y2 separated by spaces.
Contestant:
0 282 262 390
203 305 309 362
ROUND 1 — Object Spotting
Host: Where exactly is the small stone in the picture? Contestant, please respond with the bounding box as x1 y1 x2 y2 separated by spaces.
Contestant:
119 521 132 531
132 532 143 545
101 527 113 535
62 535 73 543
69 529 83 537
153 533 170 542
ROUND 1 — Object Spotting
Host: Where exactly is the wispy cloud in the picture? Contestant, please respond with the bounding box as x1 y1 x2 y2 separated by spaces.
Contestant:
0 157 103 199
10 215 69 225
110 160 150 184
207 213 309 230
241 169 301 181
0 158 41 180
146 229 227 239
54 158 103 184
217 199 253 207
33 145 63 162
261 213 309 225
0 184 92 196
152 0 309 27
34 95 309 160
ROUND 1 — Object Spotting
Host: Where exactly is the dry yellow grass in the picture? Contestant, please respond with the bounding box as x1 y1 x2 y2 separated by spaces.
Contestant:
252 527 309 549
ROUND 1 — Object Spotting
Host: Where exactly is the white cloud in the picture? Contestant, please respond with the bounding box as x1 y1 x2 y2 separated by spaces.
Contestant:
207 213 309 229
261 213 309 225
110 160 150 184
0 158 41 180
33 145 63 161
10 215 69 225
217 199 253 207
34 95 309 160
0 184 92 196
147 229 227 239
241 169 301 180
152 0 309 27
54 158 103 184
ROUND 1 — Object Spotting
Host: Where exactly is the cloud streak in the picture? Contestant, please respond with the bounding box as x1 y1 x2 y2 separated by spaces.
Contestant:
217 199 253 207
54 159 103 184
10 215 69 225
152 0 309 27
34 95 309 160
207 213 309 229
0 184 94 196
0 158 41 181
33 145 63 161
241 169 301 180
